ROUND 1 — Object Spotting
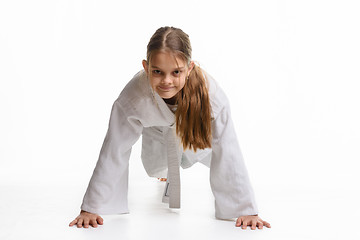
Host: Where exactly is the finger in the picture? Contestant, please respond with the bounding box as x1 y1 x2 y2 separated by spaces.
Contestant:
69 219 78 227
263 221 271 228
258 221 264 229
89 219 98 228
83 219 90 228
235 217 243 227
97 216 104 225
251 220 257 230
77 218 84 228
241 220 248 229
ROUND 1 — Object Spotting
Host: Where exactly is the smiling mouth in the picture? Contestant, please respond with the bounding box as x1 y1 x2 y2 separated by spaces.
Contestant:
158 86 174 91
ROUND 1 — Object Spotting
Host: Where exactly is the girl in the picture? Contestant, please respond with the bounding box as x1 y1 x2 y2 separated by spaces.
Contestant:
69 26 271 230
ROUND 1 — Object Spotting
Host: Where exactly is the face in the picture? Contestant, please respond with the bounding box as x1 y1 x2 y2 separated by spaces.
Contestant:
142 51 194 100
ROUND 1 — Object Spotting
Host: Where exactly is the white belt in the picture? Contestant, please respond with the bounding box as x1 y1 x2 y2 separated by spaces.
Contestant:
162 126 182 208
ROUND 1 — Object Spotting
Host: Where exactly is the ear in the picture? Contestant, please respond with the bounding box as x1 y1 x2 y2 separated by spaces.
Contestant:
142 60 149 74
188 61 195 76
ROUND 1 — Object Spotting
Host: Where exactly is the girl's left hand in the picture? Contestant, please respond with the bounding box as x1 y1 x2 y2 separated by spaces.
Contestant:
235 215 271 230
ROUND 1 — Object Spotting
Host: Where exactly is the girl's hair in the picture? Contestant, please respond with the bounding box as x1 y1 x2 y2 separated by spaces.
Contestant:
146 26 212 152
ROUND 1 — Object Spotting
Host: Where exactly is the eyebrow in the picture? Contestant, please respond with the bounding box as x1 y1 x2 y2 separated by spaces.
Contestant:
151 65 185 70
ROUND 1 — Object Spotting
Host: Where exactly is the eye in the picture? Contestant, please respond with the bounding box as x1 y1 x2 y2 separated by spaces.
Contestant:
153 70 161 74
173 70 181 75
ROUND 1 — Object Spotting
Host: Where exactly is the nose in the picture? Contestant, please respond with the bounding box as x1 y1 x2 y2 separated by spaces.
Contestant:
161 74 173 85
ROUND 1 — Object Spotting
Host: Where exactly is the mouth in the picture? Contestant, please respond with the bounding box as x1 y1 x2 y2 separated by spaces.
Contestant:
158 86 175 91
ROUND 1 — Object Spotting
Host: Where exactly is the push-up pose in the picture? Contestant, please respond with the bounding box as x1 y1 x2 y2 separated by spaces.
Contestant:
69 26 271 230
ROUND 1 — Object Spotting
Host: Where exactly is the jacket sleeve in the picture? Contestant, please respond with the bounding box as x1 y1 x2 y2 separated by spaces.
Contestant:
210 97 258 219
81 99 143 214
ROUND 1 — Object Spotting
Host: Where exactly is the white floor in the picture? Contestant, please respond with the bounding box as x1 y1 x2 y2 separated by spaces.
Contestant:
1 158 359 240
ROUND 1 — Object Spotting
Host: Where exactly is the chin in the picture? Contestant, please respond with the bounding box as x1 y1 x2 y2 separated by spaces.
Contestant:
157 92 177 99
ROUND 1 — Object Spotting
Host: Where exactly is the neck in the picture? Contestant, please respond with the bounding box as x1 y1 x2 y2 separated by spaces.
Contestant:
163 95 177 105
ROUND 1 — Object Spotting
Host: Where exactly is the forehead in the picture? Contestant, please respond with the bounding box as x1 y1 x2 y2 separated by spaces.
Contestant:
150 51 186 69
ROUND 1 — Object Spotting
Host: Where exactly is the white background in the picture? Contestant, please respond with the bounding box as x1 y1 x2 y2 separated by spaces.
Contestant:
1 0 359 239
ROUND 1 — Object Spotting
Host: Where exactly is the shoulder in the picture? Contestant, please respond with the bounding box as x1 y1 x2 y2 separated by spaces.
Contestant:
114 70 155 116
116 70 154 106
117 70 150 103
201 69 230 119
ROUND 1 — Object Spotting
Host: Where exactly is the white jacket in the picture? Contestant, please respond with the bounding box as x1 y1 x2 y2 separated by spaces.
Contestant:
81 69 258 219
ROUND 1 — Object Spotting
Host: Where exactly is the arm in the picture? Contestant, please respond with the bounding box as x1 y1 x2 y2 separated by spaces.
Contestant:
80 99 143 215
209 97 271 229
209 98 258 219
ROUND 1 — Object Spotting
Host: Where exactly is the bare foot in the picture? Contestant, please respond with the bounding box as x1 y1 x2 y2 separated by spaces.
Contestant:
157 178 167 182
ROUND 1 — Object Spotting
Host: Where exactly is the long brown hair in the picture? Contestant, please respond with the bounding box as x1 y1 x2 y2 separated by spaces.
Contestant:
146 26 212 152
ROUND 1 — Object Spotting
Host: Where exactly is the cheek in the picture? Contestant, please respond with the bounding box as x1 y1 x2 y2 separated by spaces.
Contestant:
178 78 186 88
149 78 158 88
174 77 186 88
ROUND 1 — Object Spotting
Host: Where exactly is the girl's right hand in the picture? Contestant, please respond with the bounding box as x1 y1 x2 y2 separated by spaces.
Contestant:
69 210 104 228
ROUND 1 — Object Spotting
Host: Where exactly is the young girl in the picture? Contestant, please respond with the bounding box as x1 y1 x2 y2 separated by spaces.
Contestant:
69 26 271 230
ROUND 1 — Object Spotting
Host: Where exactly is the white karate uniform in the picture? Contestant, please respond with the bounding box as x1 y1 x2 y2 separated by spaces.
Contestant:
81 70 258 219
